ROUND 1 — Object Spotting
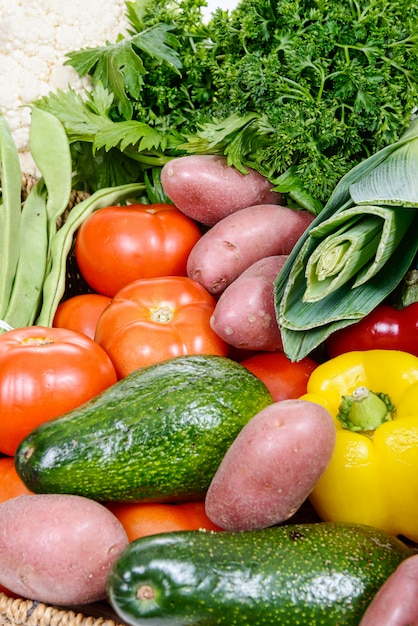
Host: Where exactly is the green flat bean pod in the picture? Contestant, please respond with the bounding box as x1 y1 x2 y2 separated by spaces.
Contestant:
3 180 49 330
29 106 72 251
0 113 22 319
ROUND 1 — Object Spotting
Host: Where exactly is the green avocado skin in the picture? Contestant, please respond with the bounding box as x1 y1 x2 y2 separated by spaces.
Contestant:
107 522 412 626
14 355 272 502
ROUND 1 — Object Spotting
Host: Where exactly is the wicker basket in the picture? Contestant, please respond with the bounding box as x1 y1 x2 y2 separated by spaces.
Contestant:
0 593 126 626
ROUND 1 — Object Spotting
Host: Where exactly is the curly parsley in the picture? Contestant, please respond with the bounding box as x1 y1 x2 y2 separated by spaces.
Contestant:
36 0 418 209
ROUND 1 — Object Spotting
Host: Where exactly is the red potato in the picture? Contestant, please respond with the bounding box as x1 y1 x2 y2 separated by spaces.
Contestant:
210 255 287 351
187 204 314 295
205 400 336 531
161 155 281 226
359 554 418 626
0 494 129 606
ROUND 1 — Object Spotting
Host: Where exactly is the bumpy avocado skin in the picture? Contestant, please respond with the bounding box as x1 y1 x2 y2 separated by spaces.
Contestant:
15 355 272 502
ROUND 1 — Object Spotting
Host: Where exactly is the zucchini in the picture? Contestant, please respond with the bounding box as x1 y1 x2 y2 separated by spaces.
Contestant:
15 355 272 502
107 523 412 626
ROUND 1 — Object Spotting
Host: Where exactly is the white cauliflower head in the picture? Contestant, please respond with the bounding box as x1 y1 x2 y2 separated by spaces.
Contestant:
0 0 130 174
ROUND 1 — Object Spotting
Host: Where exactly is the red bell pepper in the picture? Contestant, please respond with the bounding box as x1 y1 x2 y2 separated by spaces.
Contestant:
325 302 418 358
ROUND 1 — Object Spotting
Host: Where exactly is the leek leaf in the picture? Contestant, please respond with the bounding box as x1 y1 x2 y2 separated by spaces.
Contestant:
279 210 418 360
350 137 418 207
274 118 418 361
303 205 416 301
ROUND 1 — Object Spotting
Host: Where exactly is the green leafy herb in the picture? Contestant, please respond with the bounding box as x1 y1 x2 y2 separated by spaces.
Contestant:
65 24 182 120
35 0 213 190
186 0 418 211
35 0 418 207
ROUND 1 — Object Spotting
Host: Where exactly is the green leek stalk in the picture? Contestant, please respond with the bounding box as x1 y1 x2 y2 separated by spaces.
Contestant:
274 117 418 361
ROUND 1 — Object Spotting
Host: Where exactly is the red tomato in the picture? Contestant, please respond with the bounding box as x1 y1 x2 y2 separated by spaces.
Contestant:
0 457 33 503
53 293 112 340
326 303 418 358
106 501 222 542
95 276 229 378
75 203 202 296
0 460 29 599
0 326 117 455
240 352 318 401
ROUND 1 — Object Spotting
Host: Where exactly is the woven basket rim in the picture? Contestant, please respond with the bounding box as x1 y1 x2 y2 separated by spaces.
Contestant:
0 592 126 626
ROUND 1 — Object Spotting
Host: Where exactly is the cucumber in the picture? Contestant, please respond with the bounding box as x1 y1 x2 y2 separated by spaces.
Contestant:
15 355 272 502
107 523 412 626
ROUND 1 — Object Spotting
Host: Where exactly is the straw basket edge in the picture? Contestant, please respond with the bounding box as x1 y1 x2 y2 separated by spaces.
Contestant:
0 592 126 626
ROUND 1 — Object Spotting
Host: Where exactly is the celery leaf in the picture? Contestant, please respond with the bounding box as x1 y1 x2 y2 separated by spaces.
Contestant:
65 24 182 119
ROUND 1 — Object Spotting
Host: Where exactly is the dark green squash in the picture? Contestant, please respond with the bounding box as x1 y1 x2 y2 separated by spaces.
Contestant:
107 522 412 625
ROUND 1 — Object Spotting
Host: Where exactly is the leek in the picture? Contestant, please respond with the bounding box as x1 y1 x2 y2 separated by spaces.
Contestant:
274 117 418 361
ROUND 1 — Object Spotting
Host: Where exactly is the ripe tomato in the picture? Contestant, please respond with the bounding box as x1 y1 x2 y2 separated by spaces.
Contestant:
325 302 418 358
53 293 112 340
0 326 117 455
75 203 202 296
0 457 33 503
240 352 318 401
106 501 222 542
95 276 229 378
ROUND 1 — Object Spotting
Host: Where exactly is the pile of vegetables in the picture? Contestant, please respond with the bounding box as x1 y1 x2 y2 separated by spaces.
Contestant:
20 0 417 357
1 0 418 623
0 109 417 622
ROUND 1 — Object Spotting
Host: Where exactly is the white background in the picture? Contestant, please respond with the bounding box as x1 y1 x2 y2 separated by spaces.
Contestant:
202 0 239 19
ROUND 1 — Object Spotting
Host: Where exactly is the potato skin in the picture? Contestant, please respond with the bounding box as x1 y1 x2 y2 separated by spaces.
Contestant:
210 255 287 351
0 494 129 605
359 554 418 625
205 400 336 531
161 155 281 226
187 204 314 295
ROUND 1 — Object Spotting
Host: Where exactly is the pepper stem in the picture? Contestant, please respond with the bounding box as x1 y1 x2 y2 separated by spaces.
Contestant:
337 386 395 432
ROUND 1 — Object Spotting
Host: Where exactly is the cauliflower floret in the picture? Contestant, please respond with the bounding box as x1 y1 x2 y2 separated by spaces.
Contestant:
0 0 130 175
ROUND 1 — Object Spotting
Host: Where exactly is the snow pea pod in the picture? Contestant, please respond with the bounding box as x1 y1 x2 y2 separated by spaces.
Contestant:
0 114 22 318
36 182 145 327
28 106 72 252
3 180 48 329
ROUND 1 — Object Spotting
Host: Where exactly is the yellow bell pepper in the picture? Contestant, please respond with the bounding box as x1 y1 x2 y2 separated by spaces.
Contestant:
301 349 418 542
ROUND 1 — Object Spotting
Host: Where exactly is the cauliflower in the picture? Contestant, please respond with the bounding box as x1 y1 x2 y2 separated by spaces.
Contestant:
0 0 130 174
